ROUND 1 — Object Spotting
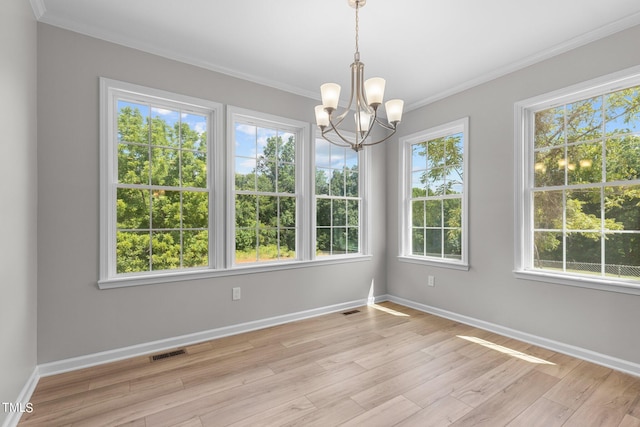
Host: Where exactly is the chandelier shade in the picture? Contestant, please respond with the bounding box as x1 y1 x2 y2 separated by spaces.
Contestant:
314 0 403 152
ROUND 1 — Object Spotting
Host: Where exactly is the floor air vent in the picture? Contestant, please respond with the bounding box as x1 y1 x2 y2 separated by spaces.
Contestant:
150 349 187 362
342 309 361 315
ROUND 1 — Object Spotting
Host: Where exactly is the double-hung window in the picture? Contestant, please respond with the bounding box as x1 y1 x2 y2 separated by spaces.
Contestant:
515 68 640 294
315 138 363 256
229 107 307 265
399 118 469 269
99 79 222 286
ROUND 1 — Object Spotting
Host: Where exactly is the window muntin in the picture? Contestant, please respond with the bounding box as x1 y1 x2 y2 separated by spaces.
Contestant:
231 111 305 265
529 85 640 282
400 118 469 268
315 139 361 256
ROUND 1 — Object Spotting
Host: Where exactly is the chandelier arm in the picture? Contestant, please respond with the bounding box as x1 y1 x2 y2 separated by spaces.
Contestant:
372 116 397 130
327 119 358 149
358 126 398 147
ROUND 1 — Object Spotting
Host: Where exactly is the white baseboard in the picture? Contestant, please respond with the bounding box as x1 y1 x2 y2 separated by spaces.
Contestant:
1 367 39 427
385 294 640 378
38 296 384 377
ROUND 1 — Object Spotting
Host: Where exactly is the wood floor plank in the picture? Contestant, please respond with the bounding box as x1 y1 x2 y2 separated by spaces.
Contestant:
563 370 640 427
505 397 574 427
19 302 640 427
449 370 559 427
339 395 421 427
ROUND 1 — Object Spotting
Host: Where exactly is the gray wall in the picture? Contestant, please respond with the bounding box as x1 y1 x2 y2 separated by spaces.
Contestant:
386 24 640 364
0 0 38 422
36 24 387 363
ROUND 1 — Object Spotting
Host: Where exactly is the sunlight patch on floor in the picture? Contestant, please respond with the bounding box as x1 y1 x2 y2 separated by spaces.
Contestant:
368 303 411 317
457 335 555 365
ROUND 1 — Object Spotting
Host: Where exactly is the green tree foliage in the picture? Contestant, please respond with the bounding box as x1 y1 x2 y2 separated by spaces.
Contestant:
116 103 208 274
410 133 464 259
234 130 297 262
533 86 640 276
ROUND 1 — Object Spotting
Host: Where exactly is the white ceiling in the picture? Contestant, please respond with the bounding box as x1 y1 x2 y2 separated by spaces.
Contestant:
33 0 640 111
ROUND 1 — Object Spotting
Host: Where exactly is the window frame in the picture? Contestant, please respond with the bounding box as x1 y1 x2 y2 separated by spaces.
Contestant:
99 78 224 288
514 65 640 295
398 117 470 270
227 106 310 267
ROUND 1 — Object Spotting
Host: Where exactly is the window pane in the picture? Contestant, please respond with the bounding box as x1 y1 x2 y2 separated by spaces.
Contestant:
604 185 640 231
258 196 277 228
235 124 256 158
425 229 441 257
345 148 358 169
427 168 445 196
534 147 565 187
182 151 207 188
316 168 331 195
345 170 358 197
566 189 601 231
331 146 345 169
181 112 207 152
316 139 331 168
567 142 601 185
606 136 640 182
118 143 149 184
278 132 295 163
280 228 296 259
151 107 180 148
566 232 601 275
412 201 425 227
330 170 345 197
605 85 640 136
533 231 563 270
412 228 425 256
151 231 181 270
280 196 296 228
411 171 427 194
332 200 347 227
183 230 208 267
258 128 277 160
151 190 181 229
278 162 295 193
412 142 427 171
316 228 331 256
443 198 462 228
118 101 149 144
347 200 359 227
605 233 640 279
444 228 462 260
117 188 150 229
332 227 347 254
151 147 180 187
235 229 257 263
316 199 331 227
235 157 256 191
182 191 208 229
566 96 602 143
347 228 359 253
427 138 445 169
256 161 276 192
425 200 442 227
235 194 257 228
533 190 563 230
258 228 277 260
116 231 150 273
534 106 564 148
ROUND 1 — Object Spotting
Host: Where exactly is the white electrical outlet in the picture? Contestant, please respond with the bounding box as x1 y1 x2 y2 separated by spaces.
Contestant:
428 276 435 287
232 287 241 300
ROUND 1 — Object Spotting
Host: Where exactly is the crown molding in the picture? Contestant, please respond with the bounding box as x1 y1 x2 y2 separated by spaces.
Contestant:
29 0 46 20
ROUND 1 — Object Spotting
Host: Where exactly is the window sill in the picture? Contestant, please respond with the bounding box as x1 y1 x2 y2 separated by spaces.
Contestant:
98 254 373 289
398 256 470 271
514 269 640 296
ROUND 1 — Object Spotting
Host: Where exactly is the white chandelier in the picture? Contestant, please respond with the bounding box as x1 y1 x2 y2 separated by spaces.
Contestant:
314 0 404 152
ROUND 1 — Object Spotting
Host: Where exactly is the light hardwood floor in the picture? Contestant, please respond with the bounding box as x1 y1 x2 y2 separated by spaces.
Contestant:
20 302 640 426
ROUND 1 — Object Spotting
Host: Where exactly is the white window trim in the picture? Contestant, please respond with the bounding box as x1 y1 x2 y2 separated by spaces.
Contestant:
311 130 372 260
514 65 640 295
398 117 470 270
